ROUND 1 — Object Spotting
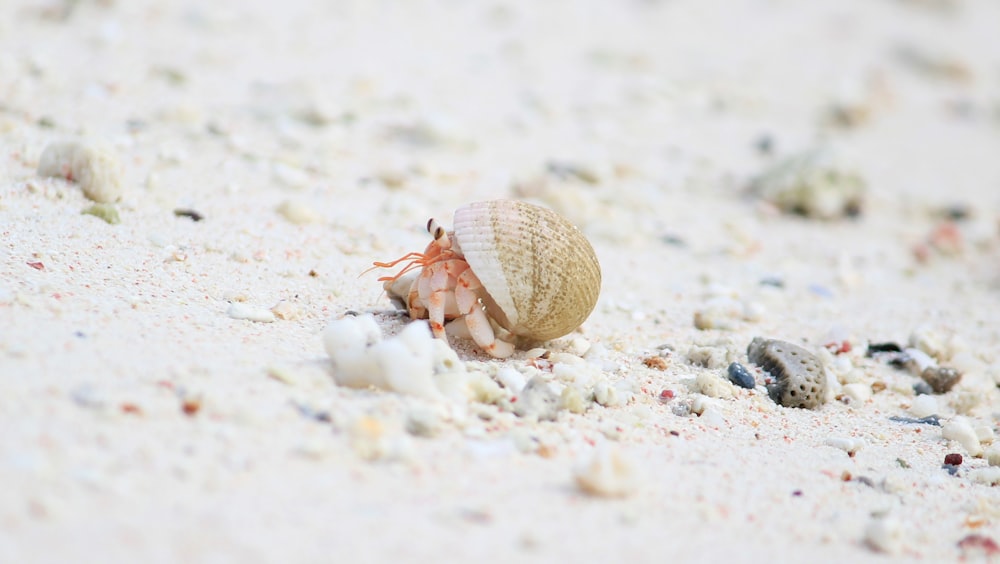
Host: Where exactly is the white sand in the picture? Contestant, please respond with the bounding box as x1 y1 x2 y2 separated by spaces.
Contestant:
3 0 1000 561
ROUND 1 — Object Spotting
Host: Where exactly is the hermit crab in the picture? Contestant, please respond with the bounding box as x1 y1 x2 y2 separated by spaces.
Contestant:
369 200 601 358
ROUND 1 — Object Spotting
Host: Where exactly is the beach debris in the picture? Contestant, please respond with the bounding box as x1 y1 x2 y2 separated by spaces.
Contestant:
226 303 276 323
894 44 972 83
180 396 202 417
943 453 963 466
512 376 561 421
942 418 984 457
642 355 668 370
405 406 442 437
323 315 436 397
37 141 124 203
920 366 961 394
695 372 735 399
693 297 761 330
825 436 864 457
864 516 904 555
749 148 865 219
81 203 120 224
574 446 639 498
867 339 963 394
866 341 902 355
276 199 321 225
889 414 940 426
913 221 964 262
371 200 601 358
987 448 1000 467
747 337 827 409
958 535 1000 559
269 300 300 320
173 208 204 222
839 382 872 404
727 362 756 389
322 314 482 400
968 468 1000 486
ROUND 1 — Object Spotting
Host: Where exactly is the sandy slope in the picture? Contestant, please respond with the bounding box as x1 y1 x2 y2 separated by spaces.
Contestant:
3 0 1000 561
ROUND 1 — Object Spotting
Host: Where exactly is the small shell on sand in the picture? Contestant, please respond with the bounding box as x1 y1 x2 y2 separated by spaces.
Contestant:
574 446 639 497
865 517 903 554
38 141 124 203
227 303 276 323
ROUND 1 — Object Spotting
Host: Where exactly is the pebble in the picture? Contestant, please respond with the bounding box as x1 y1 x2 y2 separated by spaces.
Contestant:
727 362 756 389
695 372 735 399
889 415 940 426
968 468 1000 486
81 203 120 224
269 300 300 320
864 517 903 555
693 297 759 331
840 382 872 404
37 141 124 203
986 447 1000 467
975 425 994 445
749 148 865 220
559 385 588 414
825 436 865 456
747 337 827 409
942 418 983 457
943 453 963 466
908 325 947 361
276 199 321 225
323 315 429 397
920 366 962 394
909 394 938 418
904 348 936 374
495 367 527 394
513 376 560 421
574 446 640 498
405 406 442 437
593 381 622 407
226 303 276 323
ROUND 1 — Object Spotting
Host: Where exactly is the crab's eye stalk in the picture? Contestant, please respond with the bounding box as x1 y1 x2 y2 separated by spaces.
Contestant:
427 218 446 242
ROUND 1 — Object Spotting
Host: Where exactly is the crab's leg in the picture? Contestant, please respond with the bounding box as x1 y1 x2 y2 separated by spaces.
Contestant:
455 269 514 358
418 260 464 339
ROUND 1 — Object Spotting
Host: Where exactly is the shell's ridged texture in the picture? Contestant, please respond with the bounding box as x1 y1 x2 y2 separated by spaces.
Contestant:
452 200 601 342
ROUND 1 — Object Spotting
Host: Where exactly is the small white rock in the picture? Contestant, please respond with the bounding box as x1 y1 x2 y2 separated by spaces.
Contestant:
270 300 300 320
985 447 1000 467
968 467 1000 486
695 372 735 399
975 425 994 445
276 199 321 225
560 385 588 414
909 394 938 419
841 383 872 404
574 446 640 497
942 418 984 457
38 141 125 203
825 436 865 456
904 348 936 374
690 395 716 416
909 325 946 362
495 367 526 394
227 303 276 323
593 381 621 407
864 517 903 555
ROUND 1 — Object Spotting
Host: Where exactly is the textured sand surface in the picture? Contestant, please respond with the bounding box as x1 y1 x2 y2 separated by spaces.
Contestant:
3 0 1000 561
